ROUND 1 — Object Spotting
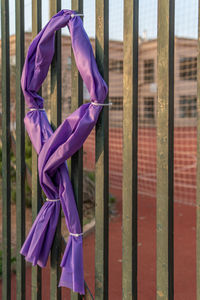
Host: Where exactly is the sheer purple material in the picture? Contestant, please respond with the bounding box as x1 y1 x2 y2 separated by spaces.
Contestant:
20 9 108 295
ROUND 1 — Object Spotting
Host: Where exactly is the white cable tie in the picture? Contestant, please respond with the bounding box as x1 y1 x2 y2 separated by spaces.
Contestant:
91 101 112 106
30 108 45 111
69 232 83 237
71 13 84 18
46 198 60 202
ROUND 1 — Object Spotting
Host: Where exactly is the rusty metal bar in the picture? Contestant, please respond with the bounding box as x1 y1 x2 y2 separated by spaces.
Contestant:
122 0 139 299
157 0 175 299
70 1 83 298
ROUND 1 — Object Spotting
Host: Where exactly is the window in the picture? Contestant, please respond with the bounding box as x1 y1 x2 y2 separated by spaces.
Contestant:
179 96 197 118
179 57 197 81
144 97 154 119
144 59 154 83
109 59 123 73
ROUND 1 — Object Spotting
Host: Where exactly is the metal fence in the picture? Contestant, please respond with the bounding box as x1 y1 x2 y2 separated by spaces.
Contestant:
1 0 200 299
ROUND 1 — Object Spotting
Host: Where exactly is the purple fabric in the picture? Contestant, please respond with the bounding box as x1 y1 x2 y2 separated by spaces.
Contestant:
20 9 108 295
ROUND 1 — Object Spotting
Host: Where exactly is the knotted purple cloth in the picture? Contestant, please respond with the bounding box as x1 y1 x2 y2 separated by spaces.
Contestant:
20 9 108 295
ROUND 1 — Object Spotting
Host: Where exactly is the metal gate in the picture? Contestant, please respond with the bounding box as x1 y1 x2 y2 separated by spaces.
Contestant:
1 0 200 299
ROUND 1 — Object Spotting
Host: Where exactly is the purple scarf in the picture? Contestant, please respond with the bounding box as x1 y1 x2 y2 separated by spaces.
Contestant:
20 9 108 295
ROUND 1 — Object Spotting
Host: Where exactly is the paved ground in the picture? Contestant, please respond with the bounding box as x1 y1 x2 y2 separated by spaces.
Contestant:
81 189 197 300
0 187 197 299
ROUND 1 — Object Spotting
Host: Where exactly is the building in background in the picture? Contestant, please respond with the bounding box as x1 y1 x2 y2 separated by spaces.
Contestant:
0 33 198 128
138 37 197 127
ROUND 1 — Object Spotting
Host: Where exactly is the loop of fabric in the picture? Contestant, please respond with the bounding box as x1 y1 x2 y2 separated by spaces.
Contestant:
20 9 108 296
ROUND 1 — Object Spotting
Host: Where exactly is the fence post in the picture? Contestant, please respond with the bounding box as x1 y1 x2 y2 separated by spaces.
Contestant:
15 0 26 299
1 0 11 299
31 1 42 299
95 0 109 299
49 1 62 300
157 0 175 299
70 0 83 297
122 0 139 299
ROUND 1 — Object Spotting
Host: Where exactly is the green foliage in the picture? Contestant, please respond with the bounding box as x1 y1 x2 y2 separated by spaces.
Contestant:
0 133 32 207
25 134 32 170
84 170 116 205
24 134 32 207
0 134 116 209
0 249 16 277
109 194 116 204
87 170 95 182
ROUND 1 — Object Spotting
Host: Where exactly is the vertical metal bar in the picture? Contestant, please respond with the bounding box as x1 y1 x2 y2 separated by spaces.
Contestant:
15 0 25 299
168 2 175 299
32 1 42 299
49 1 62 300
1 1 11 299
122 0 138 299
95 0 109 299
70 0 83 298
71 0 83 227
197 1 200 299
157 1 174 299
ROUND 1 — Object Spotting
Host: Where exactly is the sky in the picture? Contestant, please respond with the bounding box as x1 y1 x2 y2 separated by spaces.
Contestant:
0 0 199 40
